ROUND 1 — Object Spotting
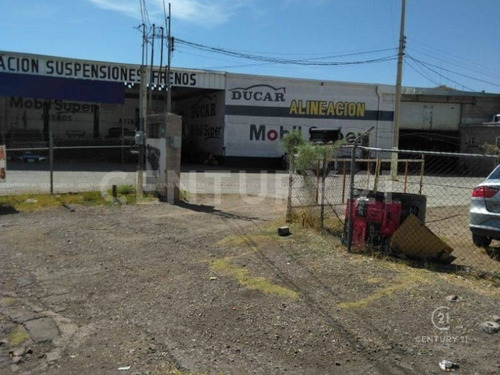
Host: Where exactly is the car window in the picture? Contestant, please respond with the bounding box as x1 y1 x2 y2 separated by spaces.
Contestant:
487 165 500 180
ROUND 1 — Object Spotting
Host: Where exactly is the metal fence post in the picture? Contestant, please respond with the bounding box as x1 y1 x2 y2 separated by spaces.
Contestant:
315 159 320 204
342 161 347 204
320 154 327 230
49 131 54 195
347 143 357 252
419 154 425 194
286 153 294 223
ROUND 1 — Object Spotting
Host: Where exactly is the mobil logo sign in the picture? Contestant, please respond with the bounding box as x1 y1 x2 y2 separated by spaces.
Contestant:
250 124 303 142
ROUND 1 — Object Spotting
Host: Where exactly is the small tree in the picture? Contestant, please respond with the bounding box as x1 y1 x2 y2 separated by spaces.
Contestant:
295 141 346 173
281 130 305 157
281 130 305 222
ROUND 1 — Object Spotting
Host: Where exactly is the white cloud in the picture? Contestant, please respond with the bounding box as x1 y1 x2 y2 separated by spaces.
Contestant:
88 0 139 19
88 0 247 27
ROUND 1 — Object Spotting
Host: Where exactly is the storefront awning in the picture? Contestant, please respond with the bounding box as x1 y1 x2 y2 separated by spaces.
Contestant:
0 73 124 103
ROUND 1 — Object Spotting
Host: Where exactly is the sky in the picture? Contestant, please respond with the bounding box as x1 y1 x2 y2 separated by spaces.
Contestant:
1 0 500 93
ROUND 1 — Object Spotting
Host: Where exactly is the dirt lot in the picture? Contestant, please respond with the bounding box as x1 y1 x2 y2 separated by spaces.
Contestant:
1 196 499 374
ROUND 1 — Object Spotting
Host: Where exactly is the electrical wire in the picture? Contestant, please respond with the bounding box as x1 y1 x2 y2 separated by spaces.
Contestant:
407 46 500 81
407 37 500 77
141 0 151 28
407 56 476 91
188 45 398 58
406 60 440 86
174 48 271 67
176 38 398 66
176 46 391 71
408 55 500 89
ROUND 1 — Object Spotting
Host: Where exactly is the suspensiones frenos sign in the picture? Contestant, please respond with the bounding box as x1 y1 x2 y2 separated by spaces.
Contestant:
0 53 198 87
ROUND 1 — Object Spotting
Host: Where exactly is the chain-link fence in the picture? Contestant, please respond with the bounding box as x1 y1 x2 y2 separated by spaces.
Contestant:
289 145 500 275
288 148 353 236
1 133 137 196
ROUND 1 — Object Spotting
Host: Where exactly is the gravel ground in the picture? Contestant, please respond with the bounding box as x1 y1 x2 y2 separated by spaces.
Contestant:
1 197 499 374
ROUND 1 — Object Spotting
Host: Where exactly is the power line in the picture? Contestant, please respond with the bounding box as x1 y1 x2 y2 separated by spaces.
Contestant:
407 55 475 91
294 48 398 61
407 46 500 81
407 37 500 77
185 45 397 58
408 55 500 89
140 0 151 28
406 60 440 86
176 38 398 66
176 47 397 71
175 48 273 69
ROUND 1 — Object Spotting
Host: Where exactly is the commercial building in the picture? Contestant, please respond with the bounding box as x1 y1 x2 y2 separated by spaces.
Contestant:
1 51 499 167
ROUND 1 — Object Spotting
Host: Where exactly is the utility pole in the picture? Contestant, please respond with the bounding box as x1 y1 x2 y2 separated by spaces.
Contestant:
148 24 156 114
137 24 147 197
141 24 146 65
166 2 172 113
391 0 406 180
159 27 164 79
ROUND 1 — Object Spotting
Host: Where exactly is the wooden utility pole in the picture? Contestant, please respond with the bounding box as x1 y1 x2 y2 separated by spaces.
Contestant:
391 0 406 180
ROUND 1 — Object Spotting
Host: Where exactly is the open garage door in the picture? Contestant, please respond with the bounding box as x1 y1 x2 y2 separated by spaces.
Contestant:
173 88 225 165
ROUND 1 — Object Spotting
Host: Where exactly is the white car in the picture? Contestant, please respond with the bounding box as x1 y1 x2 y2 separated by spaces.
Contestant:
469 165 500 248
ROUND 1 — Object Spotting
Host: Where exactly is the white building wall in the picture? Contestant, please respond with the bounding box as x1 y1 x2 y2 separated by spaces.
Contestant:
400 102 461 131
223 73 395 158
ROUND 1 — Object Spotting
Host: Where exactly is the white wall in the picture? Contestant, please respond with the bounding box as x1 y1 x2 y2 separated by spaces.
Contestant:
224 74 395 158
400 102 460 131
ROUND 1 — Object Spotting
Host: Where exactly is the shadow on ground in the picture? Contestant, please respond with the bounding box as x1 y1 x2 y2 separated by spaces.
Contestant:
174 199 264 222
0 204 19 215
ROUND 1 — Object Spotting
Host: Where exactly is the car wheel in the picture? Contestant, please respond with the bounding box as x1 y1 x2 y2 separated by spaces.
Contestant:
472 234 492 248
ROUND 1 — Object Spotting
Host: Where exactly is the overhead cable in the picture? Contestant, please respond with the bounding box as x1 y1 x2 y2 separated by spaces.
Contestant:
176 38 398 66
408 55 500 89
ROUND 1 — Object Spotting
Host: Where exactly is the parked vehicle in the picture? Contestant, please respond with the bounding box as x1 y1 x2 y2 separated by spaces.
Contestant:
469 165 500 247
6 129 47 149
106 127 136 141
483 113 500 124
5 129 48 162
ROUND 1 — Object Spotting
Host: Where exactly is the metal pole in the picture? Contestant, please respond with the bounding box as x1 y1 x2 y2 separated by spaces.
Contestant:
315 159 320 204
373 158 381 193
320 154 327 230
166 3 172 113
347 143 357 253
49 131 54 195
390 0 406 180
404 161 409 193
141 24 146 66
342 160 346 204
419 155 425 195
286 153 294 223
159 27 164 79
137 66 147 197
121 105 125 165
148 24 155 115
366 160 370 190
